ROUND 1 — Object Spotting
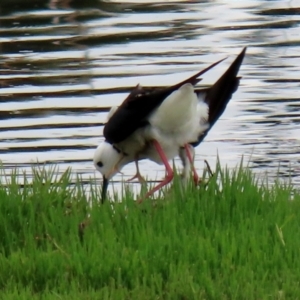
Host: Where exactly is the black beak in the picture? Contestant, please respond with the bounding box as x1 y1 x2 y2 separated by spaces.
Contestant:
101 176 109 204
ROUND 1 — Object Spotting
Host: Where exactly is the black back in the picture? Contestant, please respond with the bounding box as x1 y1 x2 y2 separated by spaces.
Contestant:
190 47 246 147
103 58 226 144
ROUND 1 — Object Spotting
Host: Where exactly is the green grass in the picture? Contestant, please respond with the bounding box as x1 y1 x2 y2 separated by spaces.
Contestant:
0 162 300 299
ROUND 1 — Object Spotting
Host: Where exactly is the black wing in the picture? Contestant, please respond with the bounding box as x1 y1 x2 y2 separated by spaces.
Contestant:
191 47 247 147
104 58 226 144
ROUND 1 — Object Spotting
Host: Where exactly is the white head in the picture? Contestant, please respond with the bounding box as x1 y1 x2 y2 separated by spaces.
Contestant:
93 141 129 203
93 141 123 180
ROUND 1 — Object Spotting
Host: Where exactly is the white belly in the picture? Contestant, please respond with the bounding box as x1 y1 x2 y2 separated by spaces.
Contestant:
149 83 200 146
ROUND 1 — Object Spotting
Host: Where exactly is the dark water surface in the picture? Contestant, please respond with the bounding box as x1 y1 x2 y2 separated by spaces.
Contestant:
1 0 300 193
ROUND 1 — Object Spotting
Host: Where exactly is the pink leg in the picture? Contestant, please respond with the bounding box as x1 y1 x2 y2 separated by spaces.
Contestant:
184 144 199 185
137 139 173 203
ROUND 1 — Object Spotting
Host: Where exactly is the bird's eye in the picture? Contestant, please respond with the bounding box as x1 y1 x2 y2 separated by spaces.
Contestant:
97 161 103 168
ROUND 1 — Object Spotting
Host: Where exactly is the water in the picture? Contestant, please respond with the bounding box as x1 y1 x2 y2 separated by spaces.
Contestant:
1 0 300 193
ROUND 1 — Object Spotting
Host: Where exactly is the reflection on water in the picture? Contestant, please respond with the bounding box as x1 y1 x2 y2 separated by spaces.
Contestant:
0 0 300 193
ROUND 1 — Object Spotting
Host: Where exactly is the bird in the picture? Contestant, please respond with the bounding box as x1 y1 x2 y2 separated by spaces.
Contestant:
94 47 246 203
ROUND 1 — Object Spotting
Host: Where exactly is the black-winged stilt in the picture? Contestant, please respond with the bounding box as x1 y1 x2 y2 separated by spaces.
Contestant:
94 47 246 203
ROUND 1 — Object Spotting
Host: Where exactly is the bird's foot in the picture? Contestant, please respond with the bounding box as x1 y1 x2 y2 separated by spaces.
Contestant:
136 198 143 204
185 160 214 186
126 172 146 184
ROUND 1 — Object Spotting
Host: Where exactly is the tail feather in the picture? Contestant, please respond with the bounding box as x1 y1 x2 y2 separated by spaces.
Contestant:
192 47 246 146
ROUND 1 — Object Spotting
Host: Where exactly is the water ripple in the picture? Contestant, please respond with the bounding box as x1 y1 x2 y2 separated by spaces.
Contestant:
0 0 300 193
